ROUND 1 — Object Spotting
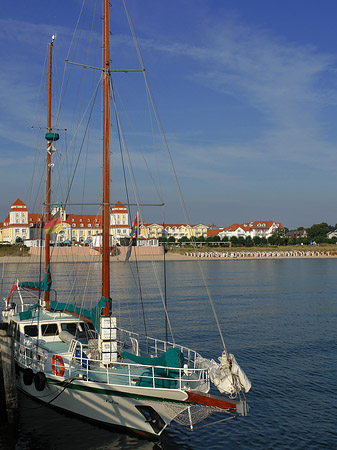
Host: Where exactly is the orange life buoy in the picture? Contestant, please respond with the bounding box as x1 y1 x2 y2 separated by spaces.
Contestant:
51 354 65 377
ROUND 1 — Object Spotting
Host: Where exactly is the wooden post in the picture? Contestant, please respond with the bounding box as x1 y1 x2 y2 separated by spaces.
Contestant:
0 325 18 425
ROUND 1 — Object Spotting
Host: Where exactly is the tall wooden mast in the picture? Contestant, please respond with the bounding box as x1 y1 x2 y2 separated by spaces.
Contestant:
44 38 54 309
102 0 111 312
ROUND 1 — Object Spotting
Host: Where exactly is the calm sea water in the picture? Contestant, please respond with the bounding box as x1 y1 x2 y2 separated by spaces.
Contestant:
1 259 336 449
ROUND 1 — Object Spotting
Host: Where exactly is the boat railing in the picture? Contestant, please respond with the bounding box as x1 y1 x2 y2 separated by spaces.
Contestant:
118 328 202 368
66 355 210 391
14 340 49 372
14 338 209 391
65 331 209 391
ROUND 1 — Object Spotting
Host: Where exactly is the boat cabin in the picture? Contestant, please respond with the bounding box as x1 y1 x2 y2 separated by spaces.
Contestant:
8 311 96 346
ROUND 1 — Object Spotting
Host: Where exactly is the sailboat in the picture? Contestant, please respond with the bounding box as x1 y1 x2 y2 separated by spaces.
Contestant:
1 1 250 437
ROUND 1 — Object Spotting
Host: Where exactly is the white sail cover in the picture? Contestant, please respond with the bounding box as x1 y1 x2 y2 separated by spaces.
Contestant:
196 351 251 395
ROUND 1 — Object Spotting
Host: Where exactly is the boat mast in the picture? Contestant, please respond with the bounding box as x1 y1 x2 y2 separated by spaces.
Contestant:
102 0 111 313
44 37 54 309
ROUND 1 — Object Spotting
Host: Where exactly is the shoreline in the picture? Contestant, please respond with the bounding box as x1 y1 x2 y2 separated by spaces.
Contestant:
1 250 337 263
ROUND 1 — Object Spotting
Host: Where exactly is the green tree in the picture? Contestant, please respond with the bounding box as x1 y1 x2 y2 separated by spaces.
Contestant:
306 222 329 239
268 235 277 246
179 236 189 245
230 236 238 246
237 236 245 247
253 236 261 246
244 236 253 247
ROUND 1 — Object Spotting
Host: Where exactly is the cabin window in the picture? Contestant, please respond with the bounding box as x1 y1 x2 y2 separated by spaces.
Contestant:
61 322 78 335
61 322 87 338
24 325 38 337
41 323 59 336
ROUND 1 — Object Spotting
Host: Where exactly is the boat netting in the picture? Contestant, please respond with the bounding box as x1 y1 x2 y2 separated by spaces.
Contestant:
166 403 226 426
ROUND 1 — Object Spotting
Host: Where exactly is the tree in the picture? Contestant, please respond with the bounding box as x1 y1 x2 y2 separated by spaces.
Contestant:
15 237 23 243
230 236 238 246
168 236 175 244
178 236 189 245
306 222 329 239
237 236 245 247
315 235 328 244
253 236 261 246
244 236 253 247
268 235 277 246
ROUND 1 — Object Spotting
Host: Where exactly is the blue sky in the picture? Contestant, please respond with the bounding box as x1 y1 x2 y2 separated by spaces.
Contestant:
1 0 337 230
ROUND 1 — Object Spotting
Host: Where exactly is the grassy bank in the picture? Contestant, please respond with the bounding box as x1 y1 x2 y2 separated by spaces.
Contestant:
0 245 30 257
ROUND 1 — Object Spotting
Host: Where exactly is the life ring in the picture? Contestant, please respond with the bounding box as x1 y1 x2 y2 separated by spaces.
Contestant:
51 354 65 377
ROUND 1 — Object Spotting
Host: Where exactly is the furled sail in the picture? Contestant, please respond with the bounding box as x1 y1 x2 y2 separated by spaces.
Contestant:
49 296 112 333
19 264 52 292
196 351 251 395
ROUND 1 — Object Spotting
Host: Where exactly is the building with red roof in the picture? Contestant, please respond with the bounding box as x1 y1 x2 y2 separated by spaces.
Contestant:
0 200 131 245
219 221 284 240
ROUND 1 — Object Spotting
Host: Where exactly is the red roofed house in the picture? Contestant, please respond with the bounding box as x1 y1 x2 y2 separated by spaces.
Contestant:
219 221 284 240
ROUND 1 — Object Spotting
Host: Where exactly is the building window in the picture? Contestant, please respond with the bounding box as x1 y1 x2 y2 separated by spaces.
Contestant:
88 224 91 227
72 224 76 227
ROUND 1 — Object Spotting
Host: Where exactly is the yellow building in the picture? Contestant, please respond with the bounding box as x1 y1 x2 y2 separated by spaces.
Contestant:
1 199 30 243
139 222 208 241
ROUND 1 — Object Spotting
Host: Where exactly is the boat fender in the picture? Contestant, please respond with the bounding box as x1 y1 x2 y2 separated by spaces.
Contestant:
23 367 34 386
51 354 65 377
34 372 47 391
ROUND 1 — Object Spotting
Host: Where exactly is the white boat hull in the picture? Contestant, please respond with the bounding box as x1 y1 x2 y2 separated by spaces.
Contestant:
17 368 190 436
